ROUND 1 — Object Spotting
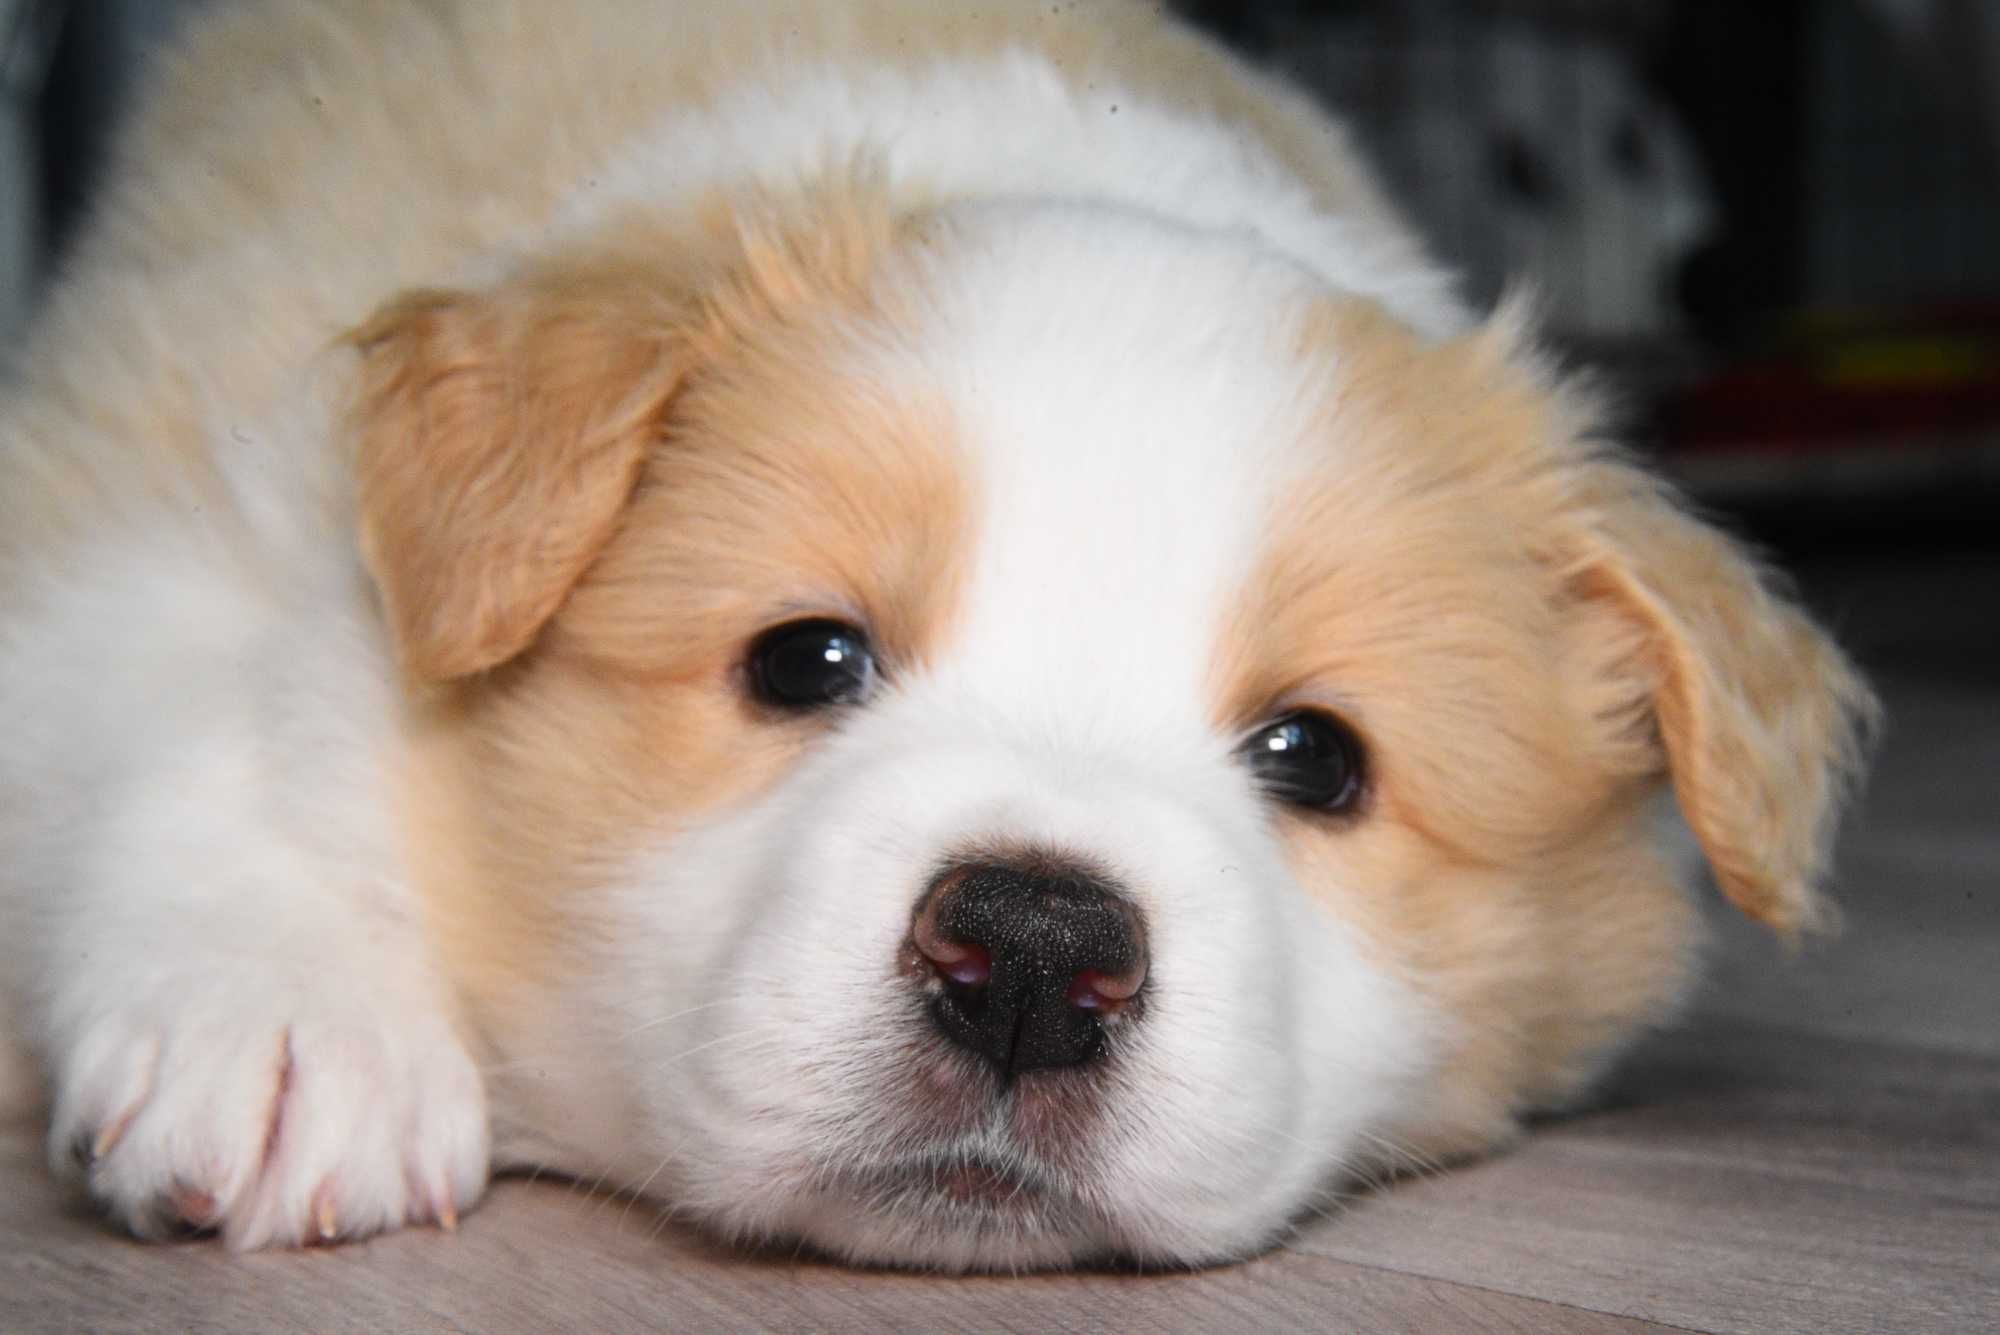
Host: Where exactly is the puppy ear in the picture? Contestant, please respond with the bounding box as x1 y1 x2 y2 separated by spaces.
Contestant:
346 278 684 680
1563 458 1878 934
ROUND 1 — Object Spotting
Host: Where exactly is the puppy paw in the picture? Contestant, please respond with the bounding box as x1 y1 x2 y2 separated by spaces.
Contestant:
49 988 488 1248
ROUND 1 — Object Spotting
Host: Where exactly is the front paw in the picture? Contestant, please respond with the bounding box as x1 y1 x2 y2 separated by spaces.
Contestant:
49 989 489 1248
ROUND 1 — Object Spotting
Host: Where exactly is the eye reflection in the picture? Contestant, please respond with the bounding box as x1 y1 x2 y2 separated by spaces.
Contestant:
748 619 879 709
1241 710 1366 812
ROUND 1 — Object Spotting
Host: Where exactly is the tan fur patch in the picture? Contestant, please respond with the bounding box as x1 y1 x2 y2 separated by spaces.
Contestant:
1558 466 1879 932
385 190 974 1004
1217 300 1874 1161
347 176 910 680
347 279 683 680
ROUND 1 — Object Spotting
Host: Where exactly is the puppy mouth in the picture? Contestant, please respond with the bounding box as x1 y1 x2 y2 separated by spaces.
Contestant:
762 1148 1119 1271
842 1152 1054 1216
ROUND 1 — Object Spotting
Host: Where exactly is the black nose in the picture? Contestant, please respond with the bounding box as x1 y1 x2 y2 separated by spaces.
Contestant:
912 858 1148 1077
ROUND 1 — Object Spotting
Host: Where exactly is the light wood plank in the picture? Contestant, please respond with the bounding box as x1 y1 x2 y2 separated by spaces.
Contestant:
10 1021 1989 1333
1294 1024 2000 1335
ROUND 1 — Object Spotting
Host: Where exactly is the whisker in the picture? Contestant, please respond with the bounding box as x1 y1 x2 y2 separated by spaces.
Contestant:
617 1133 694 1231
612 996 738 1042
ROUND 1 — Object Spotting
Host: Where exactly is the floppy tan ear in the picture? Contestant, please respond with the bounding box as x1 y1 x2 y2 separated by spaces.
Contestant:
1562 458 1878 934
346 275 686 681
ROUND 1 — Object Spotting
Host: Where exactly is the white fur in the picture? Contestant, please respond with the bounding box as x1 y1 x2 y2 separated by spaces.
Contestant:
0 473 487 1244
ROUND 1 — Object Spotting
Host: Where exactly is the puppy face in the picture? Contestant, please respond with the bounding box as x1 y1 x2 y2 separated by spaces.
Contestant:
350 187 1871 1269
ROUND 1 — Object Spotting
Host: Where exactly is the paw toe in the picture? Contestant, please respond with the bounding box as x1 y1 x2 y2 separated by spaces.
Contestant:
51 1005 488 1249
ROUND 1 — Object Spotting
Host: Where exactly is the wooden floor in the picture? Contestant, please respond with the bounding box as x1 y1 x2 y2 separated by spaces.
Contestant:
3 552 1996 1334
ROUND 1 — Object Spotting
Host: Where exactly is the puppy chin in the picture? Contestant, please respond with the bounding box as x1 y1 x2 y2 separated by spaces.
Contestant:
679 1118 1286 1274
740 1153 1126 1273
660 1034 1298 1272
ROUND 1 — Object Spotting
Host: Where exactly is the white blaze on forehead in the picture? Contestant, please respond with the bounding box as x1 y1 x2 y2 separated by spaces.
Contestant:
879 203 1331 740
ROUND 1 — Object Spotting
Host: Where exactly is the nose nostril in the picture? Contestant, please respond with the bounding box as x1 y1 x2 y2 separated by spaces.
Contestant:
914 884 994 987
1064 966 1143 1012
936 942 991 988
1065 972 1108 1011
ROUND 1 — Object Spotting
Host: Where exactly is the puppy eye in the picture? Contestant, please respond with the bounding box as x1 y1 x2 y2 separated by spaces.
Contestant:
749 618 878 709
1241 710 1366 813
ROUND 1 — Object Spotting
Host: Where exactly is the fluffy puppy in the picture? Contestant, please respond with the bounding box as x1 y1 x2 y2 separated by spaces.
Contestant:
0 0 1872 1270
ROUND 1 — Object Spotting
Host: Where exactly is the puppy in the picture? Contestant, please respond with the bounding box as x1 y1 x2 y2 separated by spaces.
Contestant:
0 0 1872 1270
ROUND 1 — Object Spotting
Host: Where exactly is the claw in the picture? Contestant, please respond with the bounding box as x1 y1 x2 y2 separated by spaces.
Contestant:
434 1187 458 1234
90 1105 141 1163
77 1032 161 1172
259 1028 295 1174
311 1180 337 1242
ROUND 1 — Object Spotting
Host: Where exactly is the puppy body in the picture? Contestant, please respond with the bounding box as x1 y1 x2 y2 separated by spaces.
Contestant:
0 1 1870 1268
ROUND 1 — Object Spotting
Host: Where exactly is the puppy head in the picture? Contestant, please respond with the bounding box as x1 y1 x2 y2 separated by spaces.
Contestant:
348 188 1873 1270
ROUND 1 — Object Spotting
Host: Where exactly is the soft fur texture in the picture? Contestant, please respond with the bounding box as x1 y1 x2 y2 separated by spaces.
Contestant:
0 0 1873 1270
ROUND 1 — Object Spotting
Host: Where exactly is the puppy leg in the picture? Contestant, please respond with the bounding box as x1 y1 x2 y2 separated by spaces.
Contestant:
7 546 488 1248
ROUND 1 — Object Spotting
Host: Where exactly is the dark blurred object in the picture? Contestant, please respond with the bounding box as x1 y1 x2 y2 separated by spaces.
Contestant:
1652 2 2000 547
1668 308 2000 457
37 0 204 263
2 0 61 340
2 0 207 342
1655 305 2000 551
1652 2 1810 347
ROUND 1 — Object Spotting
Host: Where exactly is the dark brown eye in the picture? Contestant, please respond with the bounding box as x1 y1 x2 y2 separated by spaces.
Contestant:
1241 710 1366 812
749 619 877 709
